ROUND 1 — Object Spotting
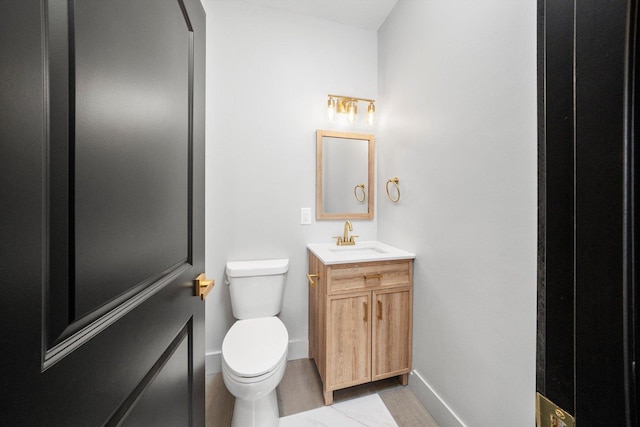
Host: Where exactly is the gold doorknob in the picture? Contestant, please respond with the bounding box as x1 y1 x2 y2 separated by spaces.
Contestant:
194 273 214 300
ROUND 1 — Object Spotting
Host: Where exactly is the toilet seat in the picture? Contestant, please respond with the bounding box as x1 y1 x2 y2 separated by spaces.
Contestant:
222 316 288 379
222 353 287 385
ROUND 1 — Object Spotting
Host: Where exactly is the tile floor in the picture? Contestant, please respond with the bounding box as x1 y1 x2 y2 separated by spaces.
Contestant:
206 358 439 427
279 394 397 426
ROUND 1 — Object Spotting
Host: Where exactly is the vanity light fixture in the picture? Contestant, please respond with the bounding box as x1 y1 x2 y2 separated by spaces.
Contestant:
326 94 376 124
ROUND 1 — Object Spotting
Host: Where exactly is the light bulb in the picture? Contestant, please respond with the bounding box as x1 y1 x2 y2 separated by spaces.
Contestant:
347 100 357 123
366 102 376 125
327 97 336 120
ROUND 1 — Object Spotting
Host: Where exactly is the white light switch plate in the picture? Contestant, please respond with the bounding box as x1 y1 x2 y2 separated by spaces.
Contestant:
300 208 312 225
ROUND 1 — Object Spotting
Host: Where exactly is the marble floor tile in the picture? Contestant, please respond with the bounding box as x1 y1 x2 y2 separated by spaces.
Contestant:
279 394 397 427
207 359 439 427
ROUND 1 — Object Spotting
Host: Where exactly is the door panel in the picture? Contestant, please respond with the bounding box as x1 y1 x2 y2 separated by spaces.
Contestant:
117 323 191 427
372 288 412 381
73 0 191 318
0 0 206 425
327 293 371 389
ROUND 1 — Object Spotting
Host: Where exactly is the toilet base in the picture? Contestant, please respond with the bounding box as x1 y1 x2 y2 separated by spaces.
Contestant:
231 388 279 427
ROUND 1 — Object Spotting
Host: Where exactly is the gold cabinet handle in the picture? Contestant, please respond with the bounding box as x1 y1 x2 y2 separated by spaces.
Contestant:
363 302 368 322
364 273 382 280
307 273 319 287
377 300 383 320
194 273 215 300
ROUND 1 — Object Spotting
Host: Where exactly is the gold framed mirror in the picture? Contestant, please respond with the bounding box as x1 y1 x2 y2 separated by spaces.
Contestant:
316 130 374 220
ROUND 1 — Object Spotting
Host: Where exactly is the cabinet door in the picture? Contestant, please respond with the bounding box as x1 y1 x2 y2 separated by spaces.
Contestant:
326 292 372 389
372 288 412 381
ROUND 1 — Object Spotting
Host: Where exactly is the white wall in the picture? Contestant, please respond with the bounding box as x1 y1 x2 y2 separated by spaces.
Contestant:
377 1 537 426
202 0 378 371
202 1 537 424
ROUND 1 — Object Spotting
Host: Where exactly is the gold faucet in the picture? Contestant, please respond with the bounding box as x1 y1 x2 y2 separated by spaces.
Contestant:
334 221 358 246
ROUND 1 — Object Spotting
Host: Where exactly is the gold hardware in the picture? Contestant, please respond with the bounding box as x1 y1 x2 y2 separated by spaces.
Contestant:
377 300 383 320
354 184 366 203
364 273 382 280
363 302 368 322
194 273 214 300
334 221 358 246
536 393 575 427
386 177 401 203
327 94 375 124
343 221 353 244
307 273 319 287
328 94 375 104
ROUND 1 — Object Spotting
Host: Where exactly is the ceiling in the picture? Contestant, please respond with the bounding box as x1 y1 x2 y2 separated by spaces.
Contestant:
239 0 398 31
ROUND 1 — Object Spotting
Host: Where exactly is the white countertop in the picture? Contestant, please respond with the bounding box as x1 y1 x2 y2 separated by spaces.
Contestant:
307 241 415 265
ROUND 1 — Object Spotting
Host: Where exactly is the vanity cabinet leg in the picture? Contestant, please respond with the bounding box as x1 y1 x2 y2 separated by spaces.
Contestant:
400 373 409 386
323 388 333 406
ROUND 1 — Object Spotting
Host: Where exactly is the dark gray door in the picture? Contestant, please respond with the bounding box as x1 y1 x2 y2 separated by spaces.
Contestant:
537 0 638 424
0 0 206 425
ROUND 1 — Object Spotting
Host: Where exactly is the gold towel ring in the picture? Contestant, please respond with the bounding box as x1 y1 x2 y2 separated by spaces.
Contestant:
354 183 366 203
386 177 400 202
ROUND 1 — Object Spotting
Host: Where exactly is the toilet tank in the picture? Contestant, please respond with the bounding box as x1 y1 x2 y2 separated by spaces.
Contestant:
225 258 289 319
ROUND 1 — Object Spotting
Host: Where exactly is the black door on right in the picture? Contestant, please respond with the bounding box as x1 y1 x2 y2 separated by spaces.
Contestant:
538 0 638 424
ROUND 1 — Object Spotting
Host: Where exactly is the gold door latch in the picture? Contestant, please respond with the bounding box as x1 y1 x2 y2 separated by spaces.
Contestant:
536 393 575 427
194 273 214 300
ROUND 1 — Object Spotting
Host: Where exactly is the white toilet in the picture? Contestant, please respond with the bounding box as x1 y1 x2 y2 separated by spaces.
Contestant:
222 258 289 427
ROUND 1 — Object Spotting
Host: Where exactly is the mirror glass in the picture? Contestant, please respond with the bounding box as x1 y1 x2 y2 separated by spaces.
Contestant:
316 130 374 220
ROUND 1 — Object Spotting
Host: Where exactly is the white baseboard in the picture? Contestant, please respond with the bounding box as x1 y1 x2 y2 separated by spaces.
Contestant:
205 351 222 374
409 369 467 427
286 338 309 361
205 339 309 375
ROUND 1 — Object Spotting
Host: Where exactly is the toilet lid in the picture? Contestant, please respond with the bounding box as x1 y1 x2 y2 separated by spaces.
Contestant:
222 317 288 378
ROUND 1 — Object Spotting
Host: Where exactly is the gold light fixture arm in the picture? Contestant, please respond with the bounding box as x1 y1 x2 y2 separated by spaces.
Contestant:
327 94 375 103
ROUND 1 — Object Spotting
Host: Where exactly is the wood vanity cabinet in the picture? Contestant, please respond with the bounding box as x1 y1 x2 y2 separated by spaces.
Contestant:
308 251 413 405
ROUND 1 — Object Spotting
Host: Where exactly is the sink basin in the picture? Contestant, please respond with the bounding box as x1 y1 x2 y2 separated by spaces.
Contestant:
307 241 415 265
329 246 386 256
